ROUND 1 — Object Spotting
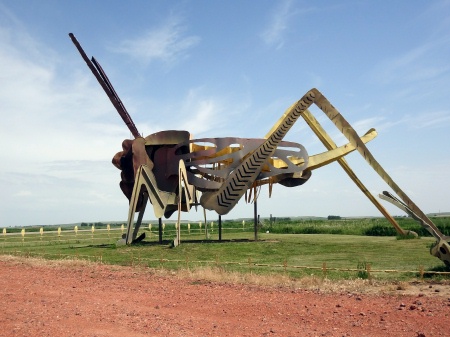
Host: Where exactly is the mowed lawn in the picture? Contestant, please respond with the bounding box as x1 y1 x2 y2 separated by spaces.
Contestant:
1 228 442 281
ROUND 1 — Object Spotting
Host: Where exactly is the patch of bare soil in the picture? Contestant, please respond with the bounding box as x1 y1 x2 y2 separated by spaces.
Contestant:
1 255 449 337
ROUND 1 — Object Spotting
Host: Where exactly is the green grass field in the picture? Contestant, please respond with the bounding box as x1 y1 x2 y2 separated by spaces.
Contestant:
1 217 449 282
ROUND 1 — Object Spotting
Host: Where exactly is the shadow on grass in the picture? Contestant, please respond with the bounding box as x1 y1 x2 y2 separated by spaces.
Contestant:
417 264 450 280
427 265 450 273
62 238 266 251
136 238 256 246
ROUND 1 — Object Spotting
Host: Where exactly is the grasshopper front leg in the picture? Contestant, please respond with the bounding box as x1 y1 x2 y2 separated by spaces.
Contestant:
119 165 176 245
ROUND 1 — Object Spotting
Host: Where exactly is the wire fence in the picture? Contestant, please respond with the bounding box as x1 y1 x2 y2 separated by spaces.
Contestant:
3 248 450 280
1 222 253 247
2 224 450 279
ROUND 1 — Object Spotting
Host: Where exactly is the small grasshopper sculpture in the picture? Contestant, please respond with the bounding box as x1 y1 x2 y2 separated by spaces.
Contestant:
70 33 449 266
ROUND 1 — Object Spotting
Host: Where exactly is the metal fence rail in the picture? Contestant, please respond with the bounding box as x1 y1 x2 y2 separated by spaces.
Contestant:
1 223 254 248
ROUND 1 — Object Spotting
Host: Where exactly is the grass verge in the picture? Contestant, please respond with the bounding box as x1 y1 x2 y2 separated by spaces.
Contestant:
2 229 448 282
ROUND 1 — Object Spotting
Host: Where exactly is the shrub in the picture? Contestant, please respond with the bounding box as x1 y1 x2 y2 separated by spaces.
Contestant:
356 261 371 279
327 215 341 220
363 225 397 236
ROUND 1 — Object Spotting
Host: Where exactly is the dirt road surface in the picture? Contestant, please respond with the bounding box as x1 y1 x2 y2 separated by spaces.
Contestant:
1 256 449 337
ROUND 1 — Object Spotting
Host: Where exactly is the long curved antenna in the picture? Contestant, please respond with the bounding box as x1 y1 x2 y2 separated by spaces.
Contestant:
91 57 140 138
69 33 141 139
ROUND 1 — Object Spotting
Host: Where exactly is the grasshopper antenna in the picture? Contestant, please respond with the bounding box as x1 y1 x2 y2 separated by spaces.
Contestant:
69 33 141 139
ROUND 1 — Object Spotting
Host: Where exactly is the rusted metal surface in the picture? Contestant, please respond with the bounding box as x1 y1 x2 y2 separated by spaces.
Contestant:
70 33 448 266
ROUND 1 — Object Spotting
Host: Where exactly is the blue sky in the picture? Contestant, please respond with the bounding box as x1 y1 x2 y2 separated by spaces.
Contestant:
1 0 449 227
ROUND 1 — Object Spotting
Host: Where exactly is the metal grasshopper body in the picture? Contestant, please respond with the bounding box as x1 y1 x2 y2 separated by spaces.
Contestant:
70 33 450 266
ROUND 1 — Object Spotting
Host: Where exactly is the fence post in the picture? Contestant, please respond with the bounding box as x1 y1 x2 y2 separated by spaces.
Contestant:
322 262 327 278
419 265 424 281
1 228 5 251
253 199 258 241
366 263 372 282
215 254 220 267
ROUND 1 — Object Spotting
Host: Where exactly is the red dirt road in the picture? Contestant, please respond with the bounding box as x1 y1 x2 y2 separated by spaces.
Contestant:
1 256 449 337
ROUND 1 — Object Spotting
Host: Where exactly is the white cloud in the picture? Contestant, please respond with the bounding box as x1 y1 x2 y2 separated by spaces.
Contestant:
13 191 32 197
139 85 253 139
407 110 450 129
0 16 132 226
1 1 449 228
373 42 450 85
0 19 241 226
260 0 295 49
0 26 127 166
175 90 223 136
113 16 200 66
260 0 317 50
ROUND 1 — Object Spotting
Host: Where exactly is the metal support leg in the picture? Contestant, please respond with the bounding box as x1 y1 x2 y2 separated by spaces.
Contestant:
132 200 147 242
218 215 222 242
158 218 163 244
254 199 258 241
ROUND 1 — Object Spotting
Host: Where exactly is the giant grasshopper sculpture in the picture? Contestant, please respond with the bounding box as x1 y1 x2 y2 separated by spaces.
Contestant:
70 33 450 266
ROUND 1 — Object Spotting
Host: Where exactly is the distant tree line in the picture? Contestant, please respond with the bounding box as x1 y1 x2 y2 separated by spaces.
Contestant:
327 215 341 220
269 215 291 224
80 222 110 228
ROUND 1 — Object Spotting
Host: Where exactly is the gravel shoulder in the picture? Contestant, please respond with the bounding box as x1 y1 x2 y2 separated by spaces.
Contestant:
1 256 449 337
